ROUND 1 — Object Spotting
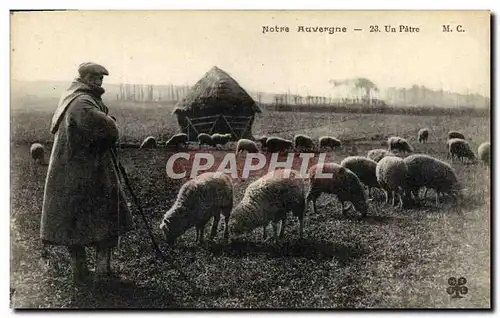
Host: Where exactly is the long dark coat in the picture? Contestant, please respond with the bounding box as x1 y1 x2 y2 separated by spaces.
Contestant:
40 79 133 247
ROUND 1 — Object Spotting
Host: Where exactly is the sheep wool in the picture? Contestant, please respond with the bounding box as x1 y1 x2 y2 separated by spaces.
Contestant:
230 169 306 241
307 163 368 217
447 138 476 162
403 154 462 205
160 171 233 245
319 136 342 149
30 143 45 164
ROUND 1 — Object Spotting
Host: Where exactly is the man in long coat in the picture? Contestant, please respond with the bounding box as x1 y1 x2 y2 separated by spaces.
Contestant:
41 62 133 285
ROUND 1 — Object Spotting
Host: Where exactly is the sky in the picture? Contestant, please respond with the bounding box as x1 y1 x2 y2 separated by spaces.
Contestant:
10 10 490 97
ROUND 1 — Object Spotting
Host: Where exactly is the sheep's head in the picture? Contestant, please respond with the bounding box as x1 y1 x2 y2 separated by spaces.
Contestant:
159 211 189 245
159 218 177 245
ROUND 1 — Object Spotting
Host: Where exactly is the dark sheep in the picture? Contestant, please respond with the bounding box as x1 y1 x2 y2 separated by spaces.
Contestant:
30 143 45 164
404 154 462 206
294 134 315 152
319 136 342 150
418 128 429 143
447 138 476 162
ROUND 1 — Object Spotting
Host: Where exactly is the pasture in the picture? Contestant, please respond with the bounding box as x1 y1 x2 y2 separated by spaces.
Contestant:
10 98 491 308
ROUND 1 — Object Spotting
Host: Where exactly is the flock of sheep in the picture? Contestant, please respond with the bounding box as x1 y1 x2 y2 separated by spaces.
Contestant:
29 128 490 246
155 128 490 246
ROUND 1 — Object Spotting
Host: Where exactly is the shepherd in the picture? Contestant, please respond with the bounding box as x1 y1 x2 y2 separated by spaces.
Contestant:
40 62 134 287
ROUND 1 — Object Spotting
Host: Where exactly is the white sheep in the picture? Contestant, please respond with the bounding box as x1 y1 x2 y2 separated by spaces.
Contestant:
478 142 490 166
30 143 45 164
447 138 476 162
165 133 188 151
403 154 462 205
140 136 157 149
319 136 342 150
230 169 305 242
294 134 315 152
388 136 414 153
448 131 465 140
367 149 396 163
376 156 409 209
265 137 294 153
236 139 259 154
198 133 214 148
418 128 429 143
159 171 233 245
306 163 368 217
340 156 380 198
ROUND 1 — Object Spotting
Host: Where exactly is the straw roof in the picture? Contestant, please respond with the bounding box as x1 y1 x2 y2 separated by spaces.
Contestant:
173 66 261 115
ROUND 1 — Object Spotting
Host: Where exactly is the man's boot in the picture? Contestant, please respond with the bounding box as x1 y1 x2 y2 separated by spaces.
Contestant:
68 245 89 286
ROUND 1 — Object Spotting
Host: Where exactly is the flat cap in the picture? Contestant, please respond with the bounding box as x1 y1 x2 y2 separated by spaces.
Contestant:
78 62 109 77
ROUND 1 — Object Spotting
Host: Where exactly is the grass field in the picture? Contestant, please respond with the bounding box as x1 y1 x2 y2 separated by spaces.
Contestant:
10 98 491 308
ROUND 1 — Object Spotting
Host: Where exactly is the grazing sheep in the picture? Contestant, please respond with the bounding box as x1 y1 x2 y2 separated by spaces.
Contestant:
165 133 188 151
294 134 315 152
418 128 429 143
340 156 380 198
376 156 409 209
447 138 476 162
478 142 491 166
30 143 45 164
265 137 294 153
235 139 259 154
159 171 233 245
230 169 305 242
367 149 396 162
448 131 465 140
388 136 414 153
319 136 342 150
198 133 214 148
211 133 232 148
306 163 368 217
140 136 157 149
403 154 462 205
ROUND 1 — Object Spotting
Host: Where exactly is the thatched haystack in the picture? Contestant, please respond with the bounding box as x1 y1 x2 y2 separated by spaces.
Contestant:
172 66 261 141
